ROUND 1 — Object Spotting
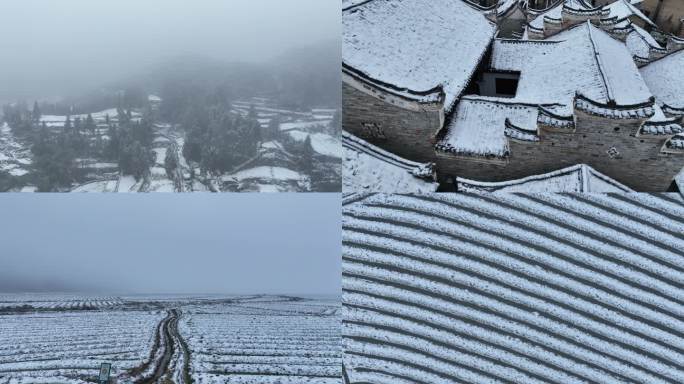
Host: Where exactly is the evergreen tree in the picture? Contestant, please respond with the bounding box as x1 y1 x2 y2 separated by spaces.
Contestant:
64 116 72 134
32 101 41 122
85 113 95 135
266 116 280 141
164 145 178 179
74 117 82 135
301 135 314 174
247 104 257 120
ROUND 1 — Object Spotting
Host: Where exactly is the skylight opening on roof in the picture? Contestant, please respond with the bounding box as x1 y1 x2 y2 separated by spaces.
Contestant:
477 71 521 98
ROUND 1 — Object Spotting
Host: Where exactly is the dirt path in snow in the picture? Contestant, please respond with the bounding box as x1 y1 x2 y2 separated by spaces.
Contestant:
123 309 191 384
142 309 176 383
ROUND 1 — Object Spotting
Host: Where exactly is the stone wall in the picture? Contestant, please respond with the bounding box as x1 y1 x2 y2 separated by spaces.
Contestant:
641 0 684 35
342 78 443 163
436 110 684 191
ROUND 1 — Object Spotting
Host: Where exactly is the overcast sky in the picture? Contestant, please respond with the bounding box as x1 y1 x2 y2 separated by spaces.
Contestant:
0 0 340 101
0 194 341 295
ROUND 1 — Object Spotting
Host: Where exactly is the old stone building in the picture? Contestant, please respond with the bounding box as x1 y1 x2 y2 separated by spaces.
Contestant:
343 0 496 162
343 0 684 192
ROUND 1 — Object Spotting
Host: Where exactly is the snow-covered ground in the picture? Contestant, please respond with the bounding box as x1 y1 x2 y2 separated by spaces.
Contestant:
0 294 342 384
288 131 342 159
0 306 163 384
180 296 341 384
343 193 684 384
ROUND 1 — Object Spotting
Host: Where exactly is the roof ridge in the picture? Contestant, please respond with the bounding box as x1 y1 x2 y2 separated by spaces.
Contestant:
342 0 375 12
586 21 615 104
461 94 564 108
640 45 684 66
457 163 634 192
580 164 589 192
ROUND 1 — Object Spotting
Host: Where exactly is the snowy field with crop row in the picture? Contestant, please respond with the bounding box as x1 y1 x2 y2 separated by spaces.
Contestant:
342 193 684 384
0 309 163 384
180 296 341 384
0 295 341 384
0 294 123 310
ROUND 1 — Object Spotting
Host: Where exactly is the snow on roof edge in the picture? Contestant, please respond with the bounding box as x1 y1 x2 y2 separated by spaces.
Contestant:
343 130 435 177
457 163 634 193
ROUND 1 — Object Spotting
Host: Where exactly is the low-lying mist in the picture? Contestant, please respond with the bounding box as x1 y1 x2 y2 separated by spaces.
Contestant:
0 0 340 104
0 194 341 294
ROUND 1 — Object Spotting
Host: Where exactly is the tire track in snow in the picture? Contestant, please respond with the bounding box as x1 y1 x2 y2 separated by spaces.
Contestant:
123 309 190 384
342 193 684 384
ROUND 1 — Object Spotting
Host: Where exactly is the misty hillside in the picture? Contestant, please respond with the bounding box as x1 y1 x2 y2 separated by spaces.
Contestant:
0 40 341 193
70 40 341 113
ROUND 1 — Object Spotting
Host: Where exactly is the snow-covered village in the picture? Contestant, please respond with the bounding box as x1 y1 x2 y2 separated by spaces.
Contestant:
0 83 340 193
342 0 684 194
0 1 341 193
1 95 340 193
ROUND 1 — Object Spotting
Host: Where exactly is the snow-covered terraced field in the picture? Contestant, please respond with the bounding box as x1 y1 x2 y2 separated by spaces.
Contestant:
342 193 684 384
180 297 342 384
0 309 164 384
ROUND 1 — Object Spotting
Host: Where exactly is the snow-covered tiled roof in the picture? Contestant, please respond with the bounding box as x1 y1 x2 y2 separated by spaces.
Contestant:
528 0 652 36
492 22 653 111
604 0 654 26
640 105 683 135
625 24 663 58
341 0 369 10
528 0 588 30
438 22 657 158
342 0 497 112
343 131 438 193
640 50 684 110
457 163 634 193
342 192 684 384
490 39 559 71
436 96 543 158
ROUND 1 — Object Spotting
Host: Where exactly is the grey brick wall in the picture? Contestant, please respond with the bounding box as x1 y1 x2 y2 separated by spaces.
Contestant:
436 109 684 191
342 81 441 163
344 78 684 192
